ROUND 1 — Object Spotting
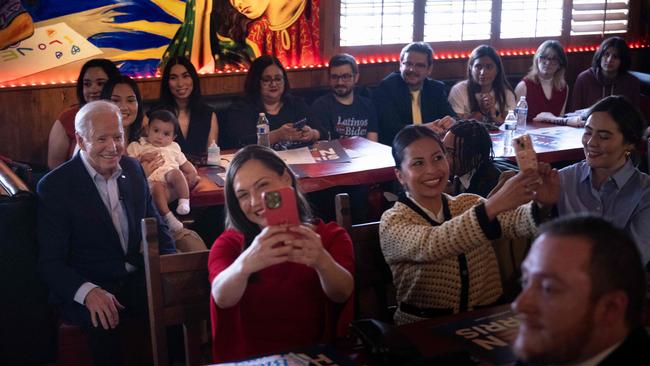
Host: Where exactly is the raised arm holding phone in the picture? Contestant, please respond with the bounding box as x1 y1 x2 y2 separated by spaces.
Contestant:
208 145 353 362
379 125 559 325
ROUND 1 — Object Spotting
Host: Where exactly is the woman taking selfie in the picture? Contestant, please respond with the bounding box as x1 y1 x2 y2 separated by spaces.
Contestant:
448 45 516 124
380 125 559 325
515 40 569 121
208 145 353 362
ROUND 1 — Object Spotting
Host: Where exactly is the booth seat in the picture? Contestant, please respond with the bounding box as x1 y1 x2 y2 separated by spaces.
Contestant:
0 159 57 365
631 71 650 123
630 71 650 172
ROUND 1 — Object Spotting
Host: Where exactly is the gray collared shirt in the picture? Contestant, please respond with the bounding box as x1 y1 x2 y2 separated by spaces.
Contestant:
74 151 134 304
558 160 650 266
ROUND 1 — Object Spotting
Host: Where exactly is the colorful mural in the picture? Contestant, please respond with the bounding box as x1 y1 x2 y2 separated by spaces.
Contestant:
0 0 320 84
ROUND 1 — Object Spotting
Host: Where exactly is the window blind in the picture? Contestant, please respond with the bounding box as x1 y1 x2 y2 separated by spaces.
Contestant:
500 0 564 39
571 0 629 36
340 0 414 46
424 0 492 42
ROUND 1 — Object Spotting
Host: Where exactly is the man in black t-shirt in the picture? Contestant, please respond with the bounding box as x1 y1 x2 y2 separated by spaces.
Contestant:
311 54 378 142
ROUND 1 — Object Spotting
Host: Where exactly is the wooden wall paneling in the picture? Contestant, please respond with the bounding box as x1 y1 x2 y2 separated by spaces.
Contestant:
0 85 76 164
319 0 340 60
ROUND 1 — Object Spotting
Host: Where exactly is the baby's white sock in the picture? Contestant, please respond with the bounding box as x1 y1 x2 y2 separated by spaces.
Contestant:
176 198 190 215
164 211 183 233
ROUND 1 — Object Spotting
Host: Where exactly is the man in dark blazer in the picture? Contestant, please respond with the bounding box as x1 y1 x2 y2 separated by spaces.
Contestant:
37 100 176 366
373 42 456 145
513 216 650 366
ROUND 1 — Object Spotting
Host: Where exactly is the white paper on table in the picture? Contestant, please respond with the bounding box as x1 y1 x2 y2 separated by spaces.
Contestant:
343 148 363 159
213 352 309 366
275 147 316 164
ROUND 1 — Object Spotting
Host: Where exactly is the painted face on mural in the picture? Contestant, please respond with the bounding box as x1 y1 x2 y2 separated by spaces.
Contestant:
229 0 270 19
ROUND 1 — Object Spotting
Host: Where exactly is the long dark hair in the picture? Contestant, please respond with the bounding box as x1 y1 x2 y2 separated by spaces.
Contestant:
586 95 647 146
244 55 290 107
392 125 445 169
159 56 203 113
466 45 512 116
448 120 495 176
592 36 632 77
224 145 312 248
100 75 144 143
76 59 120 105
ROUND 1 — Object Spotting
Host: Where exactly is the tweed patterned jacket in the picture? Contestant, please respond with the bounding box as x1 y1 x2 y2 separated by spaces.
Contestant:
380 193 538 325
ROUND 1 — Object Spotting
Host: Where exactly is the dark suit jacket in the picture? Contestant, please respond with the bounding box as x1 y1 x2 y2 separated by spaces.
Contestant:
598 327 650 365
373 71 456 145
516 327 650 365
37 154 175 304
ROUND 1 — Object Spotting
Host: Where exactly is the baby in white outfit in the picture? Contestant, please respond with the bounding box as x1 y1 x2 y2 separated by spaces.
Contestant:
127 109 197 233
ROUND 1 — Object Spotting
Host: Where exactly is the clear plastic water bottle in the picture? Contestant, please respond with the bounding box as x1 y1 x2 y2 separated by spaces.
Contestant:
207 140 220 165
256 112 270 148
515 96 528 134
503 110 517 153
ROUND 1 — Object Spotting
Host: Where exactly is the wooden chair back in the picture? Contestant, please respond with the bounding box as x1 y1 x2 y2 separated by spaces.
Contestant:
335 193 396 322
142 218 211 366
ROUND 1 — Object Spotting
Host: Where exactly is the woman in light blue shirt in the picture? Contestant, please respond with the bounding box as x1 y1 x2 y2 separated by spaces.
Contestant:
557 96 650 267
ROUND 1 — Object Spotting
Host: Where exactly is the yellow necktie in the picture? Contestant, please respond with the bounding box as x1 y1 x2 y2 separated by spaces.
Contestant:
411 90 422 125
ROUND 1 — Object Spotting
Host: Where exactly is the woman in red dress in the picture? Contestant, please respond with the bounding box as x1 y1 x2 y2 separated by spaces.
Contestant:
208 145 354 362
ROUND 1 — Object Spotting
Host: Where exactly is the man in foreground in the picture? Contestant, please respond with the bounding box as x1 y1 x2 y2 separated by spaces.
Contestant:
513 215 649 365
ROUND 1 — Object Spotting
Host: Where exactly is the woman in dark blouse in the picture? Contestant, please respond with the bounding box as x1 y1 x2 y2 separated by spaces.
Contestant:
158 56 218 157
220 55 324 149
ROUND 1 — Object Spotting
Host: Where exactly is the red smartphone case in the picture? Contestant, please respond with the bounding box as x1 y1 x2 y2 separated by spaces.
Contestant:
262 186 301 226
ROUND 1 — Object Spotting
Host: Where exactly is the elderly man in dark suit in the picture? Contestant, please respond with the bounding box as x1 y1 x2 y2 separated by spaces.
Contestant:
373 41 457 145
37 100 176 366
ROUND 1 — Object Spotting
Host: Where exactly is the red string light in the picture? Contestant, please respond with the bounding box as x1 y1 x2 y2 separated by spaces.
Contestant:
1 43 648 89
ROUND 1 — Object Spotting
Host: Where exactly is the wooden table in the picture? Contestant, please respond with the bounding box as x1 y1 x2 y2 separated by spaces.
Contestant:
191 137 396 207
492 122 585 163
397 304 518 365
191 125 586 207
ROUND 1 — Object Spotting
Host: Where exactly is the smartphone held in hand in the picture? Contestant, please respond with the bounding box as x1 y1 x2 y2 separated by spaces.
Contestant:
513 134 538 172
262 187 301 226
293 118 307 131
